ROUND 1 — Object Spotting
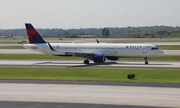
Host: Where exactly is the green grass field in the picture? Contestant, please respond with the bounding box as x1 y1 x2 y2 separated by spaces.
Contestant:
0 68 179 84
0 54 180 61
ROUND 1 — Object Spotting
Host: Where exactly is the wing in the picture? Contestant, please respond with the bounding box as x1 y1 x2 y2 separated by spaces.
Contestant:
48 43 102 59
60 50 104 60
63 51 95 60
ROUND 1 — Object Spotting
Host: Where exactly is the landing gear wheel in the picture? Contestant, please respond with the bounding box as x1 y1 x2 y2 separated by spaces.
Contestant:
84 60 89 64
144 57 148 65
145 61 148 65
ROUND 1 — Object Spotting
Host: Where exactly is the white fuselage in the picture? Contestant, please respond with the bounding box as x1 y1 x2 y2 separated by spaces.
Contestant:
23 43 164 58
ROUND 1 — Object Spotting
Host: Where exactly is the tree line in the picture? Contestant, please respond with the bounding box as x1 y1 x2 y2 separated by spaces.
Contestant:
0 25 180 38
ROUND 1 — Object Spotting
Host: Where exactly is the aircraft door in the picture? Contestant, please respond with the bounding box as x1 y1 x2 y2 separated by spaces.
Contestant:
113 47 117 54
142 47 147 54
78 46 82 52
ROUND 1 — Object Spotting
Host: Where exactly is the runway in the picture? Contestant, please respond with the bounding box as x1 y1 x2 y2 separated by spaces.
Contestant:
0 49 42 54
0 60 180 69
0 82 180 108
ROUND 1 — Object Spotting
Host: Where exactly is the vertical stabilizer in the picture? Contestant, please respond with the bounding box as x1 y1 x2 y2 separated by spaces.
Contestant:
25 23 46 44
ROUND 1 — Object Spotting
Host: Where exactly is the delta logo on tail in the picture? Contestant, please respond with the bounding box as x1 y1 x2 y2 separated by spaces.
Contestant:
25 23 46 44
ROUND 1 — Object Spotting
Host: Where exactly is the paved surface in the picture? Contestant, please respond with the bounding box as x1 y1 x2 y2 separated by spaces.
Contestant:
0 60 180 69
1 80 179 108
1 80 180 88
0 49 42 54
0 83 179 108
0 49 179 55
0 101 166 108
0 44 23 46
163 50 180 55
147 42 180 45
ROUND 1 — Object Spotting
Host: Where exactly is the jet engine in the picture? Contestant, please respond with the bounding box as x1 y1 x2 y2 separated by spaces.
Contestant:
93 54 106 63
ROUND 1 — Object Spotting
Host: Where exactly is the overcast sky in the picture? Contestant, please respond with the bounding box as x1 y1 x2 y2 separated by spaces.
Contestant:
0 0 180 29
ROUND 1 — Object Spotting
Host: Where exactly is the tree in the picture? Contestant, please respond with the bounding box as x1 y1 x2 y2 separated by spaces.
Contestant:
102 28 110 37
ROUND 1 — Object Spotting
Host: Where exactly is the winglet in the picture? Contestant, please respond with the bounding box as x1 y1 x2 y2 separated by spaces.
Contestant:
25 23 46 44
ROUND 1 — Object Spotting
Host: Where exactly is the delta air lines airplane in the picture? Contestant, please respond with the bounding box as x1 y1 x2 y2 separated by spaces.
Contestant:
23 23 164 65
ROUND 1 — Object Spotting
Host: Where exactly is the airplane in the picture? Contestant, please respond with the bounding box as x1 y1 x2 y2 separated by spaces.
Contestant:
23 23 164 65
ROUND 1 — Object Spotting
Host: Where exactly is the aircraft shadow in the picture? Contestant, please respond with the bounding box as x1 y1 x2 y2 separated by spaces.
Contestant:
34 61 173 68
36 62 54 64
35 61 118 68
117 62 173 65
67 62 119 68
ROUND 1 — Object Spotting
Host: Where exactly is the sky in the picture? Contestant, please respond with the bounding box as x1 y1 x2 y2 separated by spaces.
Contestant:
0 0 180 29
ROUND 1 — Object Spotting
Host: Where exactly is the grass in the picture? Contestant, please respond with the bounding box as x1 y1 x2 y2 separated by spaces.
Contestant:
0 54 180 61
0 68 179 84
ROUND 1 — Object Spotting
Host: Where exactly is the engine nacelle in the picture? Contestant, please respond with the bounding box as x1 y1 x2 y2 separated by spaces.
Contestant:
106 56 119 60
93 54 106 63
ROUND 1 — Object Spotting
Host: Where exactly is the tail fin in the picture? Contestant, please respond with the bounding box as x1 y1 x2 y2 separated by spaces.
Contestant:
25 23 46 44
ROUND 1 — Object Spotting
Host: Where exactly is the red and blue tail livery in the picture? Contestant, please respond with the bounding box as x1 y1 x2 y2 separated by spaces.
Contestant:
25 23 46 44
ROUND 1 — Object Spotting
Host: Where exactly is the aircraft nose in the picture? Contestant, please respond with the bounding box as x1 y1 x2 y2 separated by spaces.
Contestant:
159 50 164 56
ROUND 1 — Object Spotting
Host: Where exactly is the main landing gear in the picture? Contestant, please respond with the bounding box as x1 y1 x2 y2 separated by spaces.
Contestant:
144 57 148 65
84 59 89 64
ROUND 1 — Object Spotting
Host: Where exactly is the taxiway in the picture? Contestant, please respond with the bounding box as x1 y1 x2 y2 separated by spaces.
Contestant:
0 49 179 55
0 82 179 108
0 60 180 69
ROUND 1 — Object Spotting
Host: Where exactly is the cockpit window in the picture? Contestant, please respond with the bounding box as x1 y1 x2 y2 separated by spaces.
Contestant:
151 47 159 50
